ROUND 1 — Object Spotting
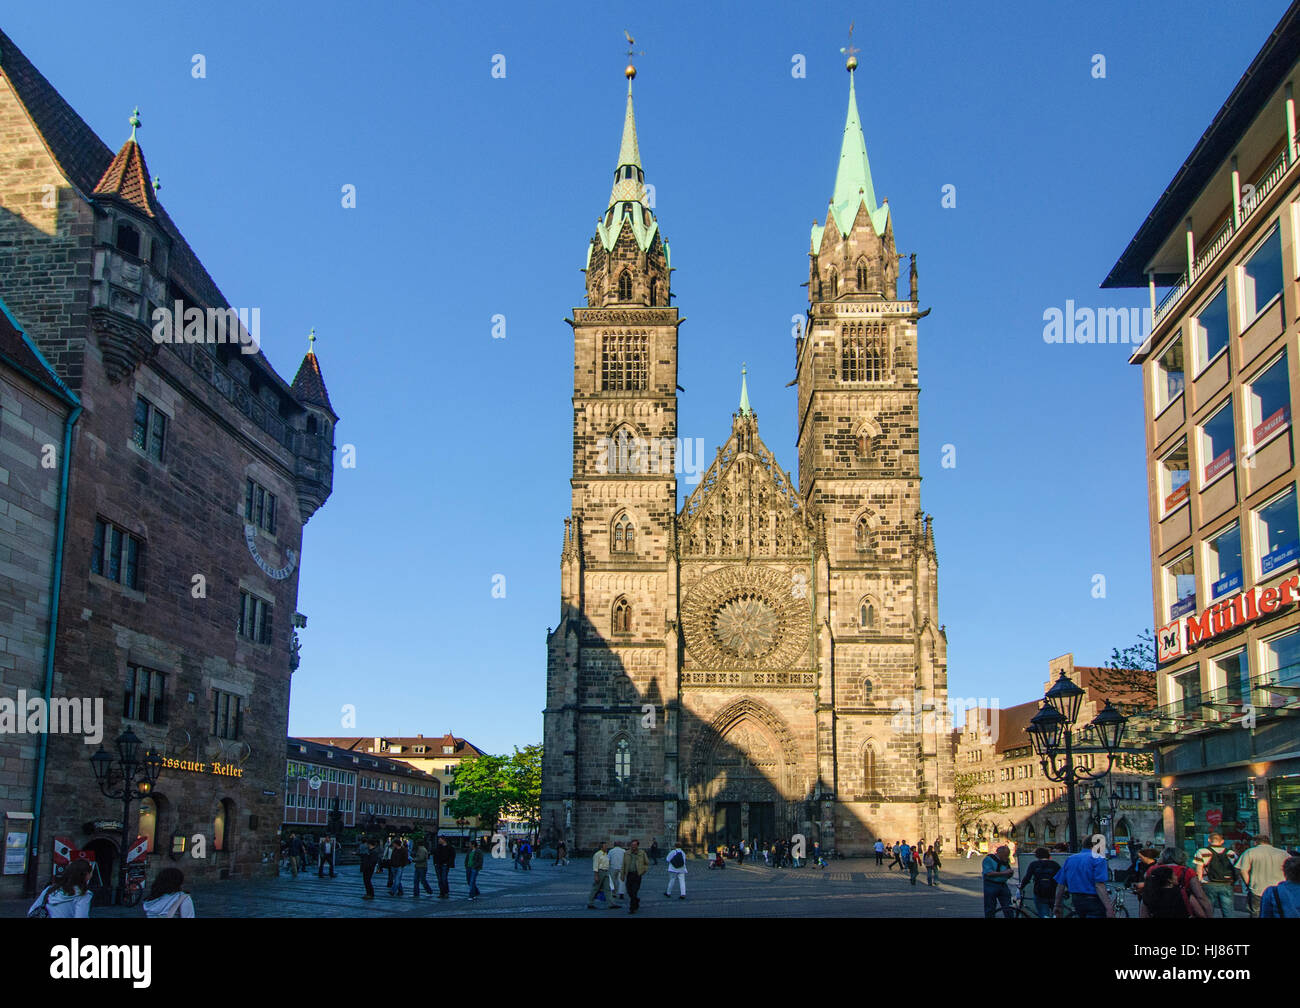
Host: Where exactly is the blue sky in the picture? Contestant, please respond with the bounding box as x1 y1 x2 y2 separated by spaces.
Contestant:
6 0 1288 751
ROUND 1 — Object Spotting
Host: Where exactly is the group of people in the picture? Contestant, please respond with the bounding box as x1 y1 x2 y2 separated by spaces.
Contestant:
281 832 339 878
982 831 1300 919
27 861 196 918
357 834 481 901
874 838 944 886
588 839 684 912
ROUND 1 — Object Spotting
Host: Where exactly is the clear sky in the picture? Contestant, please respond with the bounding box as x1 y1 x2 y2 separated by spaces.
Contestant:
5 0 1288 752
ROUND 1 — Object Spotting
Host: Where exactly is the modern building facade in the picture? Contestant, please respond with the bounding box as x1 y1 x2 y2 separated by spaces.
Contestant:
953 654 1163 856
0 29 338 891
1106 2 1300 858
543 56 954 855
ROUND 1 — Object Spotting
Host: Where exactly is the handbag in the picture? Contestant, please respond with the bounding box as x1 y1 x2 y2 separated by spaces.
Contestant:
27 886 52 919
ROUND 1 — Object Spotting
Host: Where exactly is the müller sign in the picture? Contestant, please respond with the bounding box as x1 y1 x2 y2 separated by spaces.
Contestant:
161 756 244 778
1158 573 1300 664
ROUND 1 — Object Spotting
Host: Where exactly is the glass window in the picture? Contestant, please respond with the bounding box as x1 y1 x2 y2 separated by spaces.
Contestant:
1256 485 1299 575
1160 439 1190 514
1165 551 1196 620
1169 667 1201 717
1246 352 1290 446
1240 224 1284 321
614 738 631 782
132 396 166 461
1261 628 1300 685
1205 522 1243 599
1214 650 1250 705
1192 285 1229 371
1200 399 1235 483
1155 335 1185 412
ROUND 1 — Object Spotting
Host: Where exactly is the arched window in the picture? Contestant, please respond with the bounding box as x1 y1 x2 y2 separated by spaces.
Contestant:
827 269 838 299
214 797 235 852
612 512 634 553
617 270 633 301
614 738 631 782
612 596 632 634
856 257 869 291
864 339 887 382
863 740 878 794
861 677 873 700
138 796 158 853
115 221 141 257
859 600 876 628
855 516 874 554
649 277 659 307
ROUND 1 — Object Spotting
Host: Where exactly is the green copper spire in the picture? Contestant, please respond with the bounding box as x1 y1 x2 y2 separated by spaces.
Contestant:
738 363 753 417
609 77 642 204
811 64 889 250
593 68 663 259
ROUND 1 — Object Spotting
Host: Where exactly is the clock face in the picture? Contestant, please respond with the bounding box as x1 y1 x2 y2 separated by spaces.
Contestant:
713 594 779 659
681 566 811 669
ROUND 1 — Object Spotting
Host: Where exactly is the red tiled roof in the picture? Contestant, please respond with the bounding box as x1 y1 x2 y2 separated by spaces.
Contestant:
993 699 1042 755
93 138 159 218
291 351 337 418
300 735 487 759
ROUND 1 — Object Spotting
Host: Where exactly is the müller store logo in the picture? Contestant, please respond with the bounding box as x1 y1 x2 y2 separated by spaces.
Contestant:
1158 573 1300 663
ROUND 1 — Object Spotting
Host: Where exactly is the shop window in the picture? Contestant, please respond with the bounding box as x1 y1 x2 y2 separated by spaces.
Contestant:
1164 551 1196 620
1255 485 1299 575
1261 627 1300 685
1246 351 1290 448
1159 439 1190 515
1155 334 1185 412
1192 285 1229 373
1240 223 1284 323
1168 667 1200 717
1213 650 1251 705
1199 398 1235 485
1205 521 1243 600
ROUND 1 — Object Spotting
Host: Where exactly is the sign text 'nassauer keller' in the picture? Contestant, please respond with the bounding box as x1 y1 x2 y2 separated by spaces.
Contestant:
160 756 244 778
1157 573 1300 663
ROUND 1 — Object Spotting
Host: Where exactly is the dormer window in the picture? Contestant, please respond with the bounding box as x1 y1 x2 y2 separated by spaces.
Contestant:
115 221 140 257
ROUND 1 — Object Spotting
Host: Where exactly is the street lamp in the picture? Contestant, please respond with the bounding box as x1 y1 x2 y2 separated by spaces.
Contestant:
1026 673 1131 853
89 729 164 905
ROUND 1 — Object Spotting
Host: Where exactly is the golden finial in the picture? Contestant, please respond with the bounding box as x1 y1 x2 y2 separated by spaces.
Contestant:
624 30 643 79
840 21 859 71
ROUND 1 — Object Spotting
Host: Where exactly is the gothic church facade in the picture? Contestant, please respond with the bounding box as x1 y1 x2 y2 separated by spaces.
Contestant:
543 57 954 854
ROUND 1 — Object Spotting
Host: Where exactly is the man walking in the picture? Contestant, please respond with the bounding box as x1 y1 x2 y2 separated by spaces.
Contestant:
982 844 1016 917
432 835 455 898
588 841 610 909
287 833 303 878
1053 845 1113 919
665 842 688 899
464 839 483 900
624 839 650 914
608 840 627 902
888 841 903 871
412 838 433 897
389 835 410 896
359 837 379 901
874 839 885 867
649 839 660 865
1237 834 1289 918
1194 832 1237 918
318 835 336 878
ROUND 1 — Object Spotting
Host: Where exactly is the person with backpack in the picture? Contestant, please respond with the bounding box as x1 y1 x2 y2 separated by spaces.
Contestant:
1194 832 1238 918
923 844 940 886
28 860 93 918
464 840 484 900
1019 847 1058 917
142 868 196 918
359 837 380 901
982 844 1016 917
1259 855 1300 917
1138 848 1210 918
665 842 688 899
432 835 455 898
1142 865 1197 918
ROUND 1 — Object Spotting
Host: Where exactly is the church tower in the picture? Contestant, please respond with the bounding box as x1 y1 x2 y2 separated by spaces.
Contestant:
797 54 953 846
542 61 680 850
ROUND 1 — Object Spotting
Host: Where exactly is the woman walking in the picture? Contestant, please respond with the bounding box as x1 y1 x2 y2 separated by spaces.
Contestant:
142 868 196 917
28 860 94 918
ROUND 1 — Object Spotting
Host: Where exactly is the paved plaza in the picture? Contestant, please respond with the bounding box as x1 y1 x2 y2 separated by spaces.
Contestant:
3 853 1024 919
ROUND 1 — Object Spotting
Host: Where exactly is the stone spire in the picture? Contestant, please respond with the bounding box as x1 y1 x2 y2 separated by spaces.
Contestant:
93 107 160 218
738 363 753 417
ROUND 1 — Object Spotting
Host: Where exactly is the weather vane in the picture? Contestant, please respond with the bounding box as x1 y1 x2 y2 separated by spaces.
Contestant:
624 30 645 79
840 21 859 70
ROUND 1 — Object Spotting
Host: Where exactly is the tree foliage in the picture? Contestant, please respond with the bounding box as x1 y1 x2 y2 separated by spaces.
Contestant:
1096 628 1158 711
954 772 1006 836
446 745 543 835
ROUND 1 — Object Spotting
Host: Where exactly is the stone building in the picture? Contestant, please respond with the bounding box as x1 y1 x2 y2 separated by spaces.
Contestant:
0 298 79 898
542 57 954 855
953 654 1163 856
0 29 337 890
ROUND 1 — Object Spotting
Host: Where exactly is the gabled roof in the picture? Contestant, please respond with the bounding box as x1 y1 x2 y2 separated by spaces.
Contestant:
0 294 78 406
299 735 487 759
291 351 337 419
287 737 439 780
94 137 160 218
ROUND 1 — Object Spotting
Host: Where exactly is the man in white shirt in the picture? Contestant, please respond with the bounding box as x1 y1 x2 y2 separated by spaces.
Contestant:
587 842 610 909
665 843 688 899
608 842 627 900
1237 835 1289 918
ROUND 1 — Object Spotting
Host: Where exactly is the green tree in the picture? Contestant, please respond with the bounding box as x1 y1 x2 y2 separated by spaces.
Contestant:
507 744 543 839
954 772 1006 840
1096 629 1157 711
446 754 512 833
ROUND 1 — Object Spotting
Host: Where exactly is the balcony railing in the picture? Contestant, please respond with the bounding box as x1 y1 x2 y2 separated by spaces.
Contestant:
1153 138 1300 328
1126 662 1300 740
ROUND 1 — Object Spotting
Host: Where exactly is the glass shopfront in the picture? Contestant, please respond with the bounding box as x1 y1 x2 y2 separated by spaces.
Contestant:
1271 775 1300 852
1175 784 1259 860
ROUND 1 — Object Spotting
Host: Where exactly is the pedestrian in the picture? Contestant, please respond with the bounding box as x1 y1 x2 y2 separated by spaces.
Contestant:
588 841 611 909
520 838 533 870
432 835 455 898
608 840 627 901
318 834 336 878
649 839 660 865
382 835 395 891
288 832 303 878
555 840 568 866
874 839 885 867
811 841 824 869
888 841 902 872
737 840 746 866
28 860 93 918
359 837 380 900
625 839 650 913
1018 847 1058 917
464 839 483 900
1137 847 1209 918
142 867 196 918
923 844 939 886
1236 834 1290 918
1260 855 1300 917
1052 845 1113 919
1193 832 1238 918
905 843 920 886
665 841 688 899
411 838 433 896
981 844 1015 917
388 835 410 895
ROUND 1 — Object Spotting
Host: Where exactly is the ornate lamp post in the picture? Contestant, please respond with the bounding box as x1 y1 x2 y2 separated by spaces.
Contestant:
89 729 164 905
1026 673 1130 853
